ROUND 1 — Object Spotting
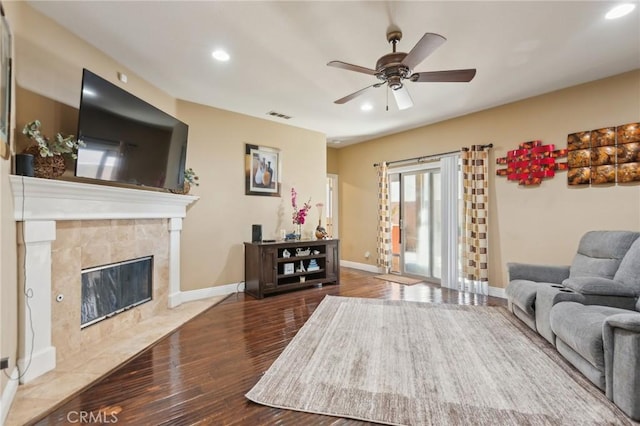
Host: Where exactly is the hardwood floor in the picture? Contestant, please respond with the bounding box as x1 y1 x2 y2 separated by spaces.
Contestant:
32 268 506 425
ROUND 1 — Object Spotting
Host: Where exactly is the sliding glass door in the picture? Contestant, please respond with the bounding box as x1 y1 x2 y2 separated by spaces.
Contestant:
390 166 442 282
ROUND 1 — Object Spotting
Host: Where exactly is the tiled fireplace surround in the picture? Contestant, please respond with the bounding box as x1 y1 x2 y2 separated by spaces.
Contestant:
10 176 198 384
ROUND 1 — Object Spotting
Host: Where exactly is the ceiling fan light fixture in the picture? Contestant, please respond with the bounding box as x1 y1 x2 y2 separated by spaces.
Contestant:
392 86 414 110
361 103 373 111
605 3 636 19
211 49 230 61
388 75 403 91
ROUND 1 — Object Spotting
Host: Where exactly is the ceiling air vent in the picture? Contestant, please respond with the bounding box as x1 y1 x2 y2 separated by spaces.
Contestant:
266 110 292 120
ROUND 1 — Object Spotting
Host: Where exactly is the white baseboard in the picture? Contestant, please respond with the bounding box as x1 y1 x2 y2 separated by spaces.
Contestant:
168 291 182 308
1 367 19 425
18 346 56 384
340 260 383 273
488 286 506 299
179 282 245 304
341 261 507 299
168 274 505 303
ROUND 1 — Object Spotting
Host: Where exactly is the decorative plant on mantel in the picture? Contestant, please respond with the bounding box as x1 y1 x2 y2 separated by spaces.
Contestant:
22 120 85 178
184 167 199 188
171 167 199 194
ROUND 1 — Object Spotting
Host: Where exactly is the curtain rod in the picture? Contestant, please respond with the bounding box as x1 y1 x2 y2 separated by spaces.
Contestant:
372 143 493 167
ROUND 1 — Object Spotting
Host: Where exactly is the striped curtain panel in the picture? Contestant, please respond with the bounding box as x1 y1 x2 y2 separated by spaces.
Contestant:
461 146 489 295
376 162 392 273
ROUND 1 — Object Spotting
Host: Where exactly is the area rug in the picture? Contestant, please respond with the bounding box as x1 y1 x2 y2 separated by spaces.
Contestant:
246 296 632 425
374 273 424 285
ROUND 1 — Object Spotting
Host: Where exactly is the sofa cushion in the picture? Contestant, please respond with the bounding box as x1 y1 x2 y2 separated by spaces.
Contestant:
613 237 640 295
550 302 630 370
569 231 640 279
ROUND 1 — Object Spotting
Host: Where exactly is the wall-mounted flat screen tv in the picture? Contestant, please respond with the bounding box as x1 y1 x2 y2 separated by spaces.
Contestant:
75 69 188 191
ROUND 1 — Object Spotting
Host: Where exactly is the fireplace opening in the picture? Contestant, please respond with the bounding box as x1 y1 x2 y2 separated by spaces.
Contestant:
81 256 153 328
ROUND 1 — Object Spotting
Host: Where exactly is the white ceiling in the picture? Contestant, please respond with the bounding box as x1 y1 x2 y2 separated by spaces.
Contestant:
28 1 640 147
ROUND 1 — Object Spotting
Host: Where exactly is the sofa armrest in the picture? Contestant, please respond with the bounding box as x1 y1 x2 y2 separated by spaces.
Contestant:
507 262 570 284
604 313 640 332
562 277 637 297
603 313 640 420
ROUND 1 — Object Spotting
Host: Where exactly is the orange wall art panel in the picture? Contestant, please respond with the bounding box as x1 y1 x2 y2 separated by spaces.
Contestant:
567 122 640 185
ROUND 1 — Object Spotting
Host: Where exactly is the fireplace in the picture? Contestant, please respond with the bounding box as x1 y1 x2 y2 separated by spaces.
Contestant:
81 256 153 328
11 176 198 383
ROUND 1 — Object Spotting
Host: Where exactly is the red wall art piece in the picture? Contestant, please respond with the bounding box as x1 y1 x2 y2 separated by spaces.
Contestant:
567 122 640 186
496 140 568 186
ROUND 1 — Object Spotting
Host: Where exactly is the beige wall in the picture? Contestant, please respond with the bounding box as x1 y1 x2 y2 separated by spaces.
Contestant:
177 100 326 290
335 70 640 288
327 147 339 175
11 3 176 119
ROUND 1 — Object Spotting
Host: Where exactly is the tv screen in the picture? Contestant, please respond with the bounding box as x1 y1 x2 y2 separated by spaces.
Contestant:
75 69 188 191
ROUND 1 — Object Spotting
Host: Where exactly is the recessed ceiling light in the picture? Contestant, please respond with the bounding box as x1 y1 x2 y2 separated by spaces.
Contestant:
332 140 342 144
212 49 230 61
605 3 636 19
361 103 373 111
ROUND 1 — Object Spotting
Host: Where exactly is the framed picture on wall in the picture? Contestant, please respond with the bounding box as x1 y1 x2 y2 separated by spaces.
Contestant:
245 143 281 196
0 3 11 160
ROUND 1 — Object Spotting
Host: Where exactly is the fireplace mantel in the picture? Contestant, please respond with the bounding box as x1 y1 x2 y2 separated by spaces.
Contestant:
10 175 198 383
10 175 198 221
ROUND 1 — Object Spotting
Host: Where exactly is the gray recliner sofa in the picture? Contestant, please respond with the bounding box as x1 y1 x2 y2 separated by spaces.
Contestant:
505 230 640 344
504 231 640 421
550 236 640 421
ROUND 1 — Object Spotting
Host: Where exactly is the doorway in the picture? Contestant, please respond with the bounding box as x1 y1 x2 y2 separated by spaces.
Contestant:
389 166 442 281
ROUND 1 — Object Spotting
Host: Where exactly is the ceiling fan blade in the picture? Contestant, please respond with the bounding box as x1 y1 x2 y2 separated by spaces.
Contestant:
392 85 413 110
402 33 447 70
334 83 383 104
327 61 377 76
410 69 477 83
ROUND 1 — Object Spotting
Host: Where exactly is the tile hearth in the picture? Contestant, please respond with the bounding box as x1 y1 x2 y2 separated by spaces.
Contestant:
6 295 226 426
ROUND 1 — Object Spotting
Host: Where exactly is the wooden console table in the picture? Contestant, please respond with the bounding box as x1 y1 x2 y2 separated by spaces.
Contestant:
244 239 340 299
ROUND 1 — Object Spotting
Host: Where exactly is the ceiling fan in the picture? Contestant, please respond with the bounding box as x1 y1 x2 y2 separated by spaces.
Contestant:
327 27 476 110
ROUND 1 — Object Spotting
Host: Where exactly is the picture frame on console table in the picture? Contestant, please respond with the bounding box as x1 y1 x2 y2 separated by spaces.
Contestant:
0 3 11 160
283 263 294 275
245 143 281 197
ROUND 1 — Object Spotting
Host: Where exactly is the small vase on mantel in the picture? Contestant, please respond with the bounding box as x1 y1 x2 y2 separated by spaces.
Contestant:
295 223 302 240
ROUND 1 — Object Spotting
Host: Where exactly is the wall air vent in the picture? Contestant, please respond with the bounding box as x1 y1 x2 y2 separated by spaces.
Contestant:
266 111 292 120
